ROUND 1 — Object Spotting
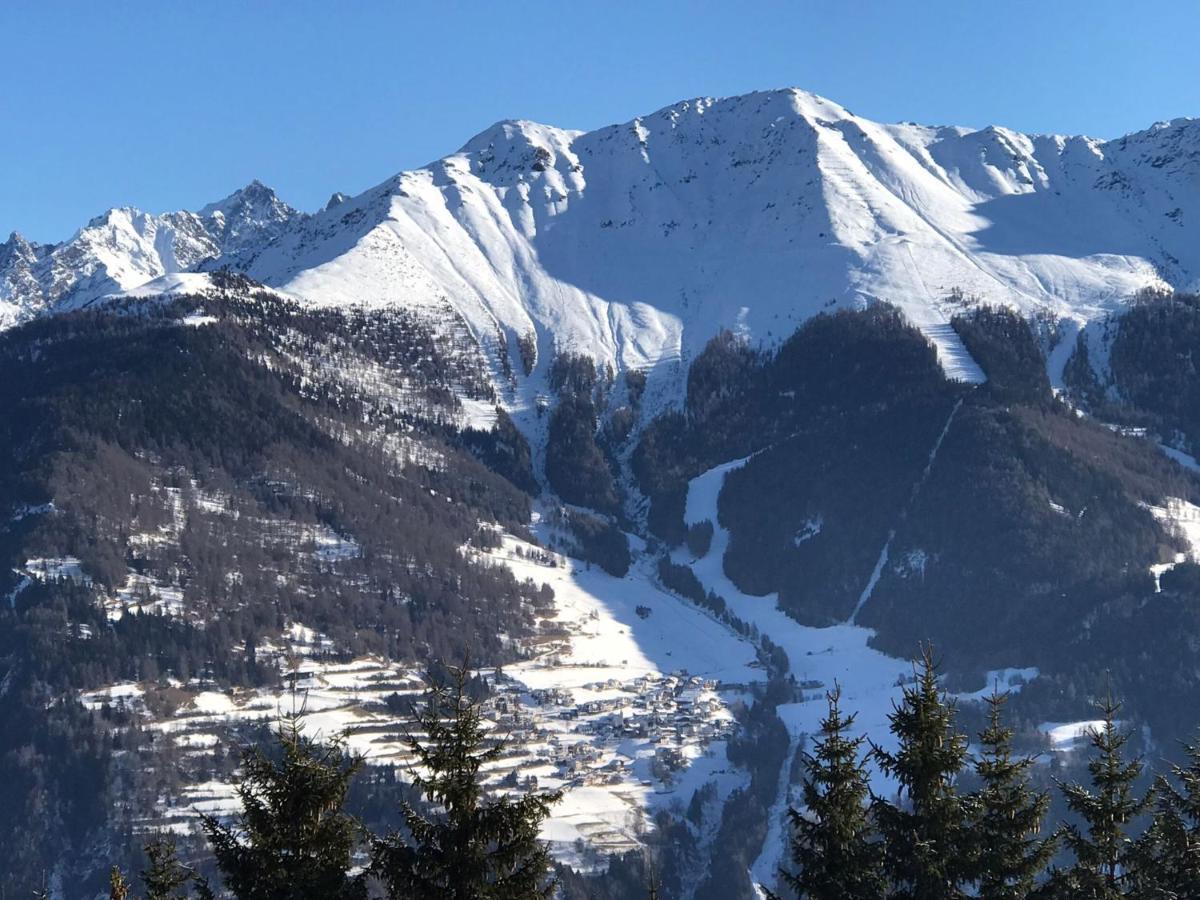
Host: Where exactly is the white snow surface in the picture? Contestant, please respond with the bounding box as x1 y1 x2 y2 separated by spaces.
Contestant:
228 89 1200 392
109 272 220 300
1159 443 1200 473
1147 498 1200 586
8 89 1198 391
955 667 1040 702
1040 719 1116 752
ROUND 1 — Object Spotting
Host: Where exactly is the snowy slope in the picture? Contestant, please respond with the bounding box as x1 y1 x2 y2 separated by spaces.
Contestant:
7 88 1199 390
224 89 1199 392
678 458 911 893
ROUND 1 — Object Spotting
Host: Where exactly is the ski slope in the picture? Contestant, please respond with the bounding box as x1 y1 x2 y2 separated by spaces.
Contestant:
679 458 911 894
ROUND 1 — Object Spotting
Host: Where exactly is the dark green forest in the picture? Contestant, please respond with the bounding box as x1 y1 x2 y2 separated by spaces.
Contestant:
634 302 1200 747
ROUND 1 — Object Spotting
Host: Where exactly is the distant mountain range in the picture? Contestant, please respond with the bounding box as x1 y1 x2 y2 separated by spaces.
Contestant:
4 88 1198 387
0 179 301 326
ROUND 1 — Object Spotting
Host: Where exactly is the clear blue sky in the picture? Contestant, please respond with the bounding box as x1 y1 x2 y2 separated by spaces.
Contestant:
2 0 1197 243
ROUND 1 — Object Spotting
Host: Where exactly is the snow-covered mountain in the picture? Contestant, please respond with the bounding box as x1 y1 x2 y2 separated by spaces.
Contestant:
0 182 304 325
228 88 1199 388
197 179 304 258
6 88 1199 385
7 87 1200 898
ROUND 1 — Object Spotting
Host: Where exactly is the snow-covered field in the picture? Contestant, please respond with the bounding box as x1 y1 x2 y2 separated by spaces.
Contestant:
677 459 912 892
1150 498 1200 557
1147 498 1200 586
1038 720 1114 753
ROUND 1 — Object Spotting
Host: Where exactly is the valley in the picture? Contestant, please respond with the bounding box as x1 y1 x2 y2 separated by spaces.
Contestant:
1 86 1200 896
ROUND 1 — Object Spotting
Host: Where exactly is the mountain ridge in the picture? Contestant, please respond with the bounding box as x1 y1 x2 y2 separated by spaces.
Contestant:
3 86 1199 398
0 181 304 325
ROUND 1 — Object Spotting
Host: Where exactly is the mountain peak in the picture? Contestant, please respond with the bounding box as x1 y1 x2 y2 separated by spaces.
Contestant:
83 206 143 230
199 179 283 218
0 231 39 272
198 180 304 256
2 230 34 253
458 118 580 155
637 87 854 128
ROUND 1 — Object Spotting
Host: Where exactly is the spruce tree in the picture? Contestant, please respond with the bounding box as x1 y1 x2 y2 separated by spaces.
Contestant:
871 645 975 900
1126 737 1200 898
200 706 368 900
141 835 195 900
1054 689 1151 898
777 685 884 899
372 662 562 899
972 691 1055 899
109 866 131 900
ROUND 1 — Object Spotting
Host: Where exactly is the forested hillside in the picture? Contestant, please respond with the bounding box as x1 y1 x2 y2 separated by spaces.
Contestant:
635 302 1200 747
7 272 1200 897
0 277 551 892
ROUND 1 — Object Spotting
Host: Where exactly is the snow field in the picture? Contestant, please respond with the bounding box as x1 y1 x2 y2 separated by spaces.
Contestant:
680 459 912 893
1146 498 1200 587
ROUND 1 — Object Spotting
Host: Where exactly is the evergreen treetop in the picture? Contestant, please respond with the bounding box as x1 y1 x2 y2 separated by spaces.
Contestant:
372 662 562 900
871 645 975 900
1126 735 1200 898
972 691 1055 900
777 684 884 900
141 835 196 900
199 700 368 900
1053 688 1151 899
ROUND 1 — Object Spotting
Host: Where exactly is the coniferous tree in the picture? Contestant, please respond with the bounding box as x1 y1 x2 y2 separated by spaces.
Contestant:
972 692 1055 899
141 835 195 900
776 685 884 899
1126 737 1200 898
110 866 131 900
872 645 975 900
372 663 562 899
199 705 368 900
1053 690 1151 899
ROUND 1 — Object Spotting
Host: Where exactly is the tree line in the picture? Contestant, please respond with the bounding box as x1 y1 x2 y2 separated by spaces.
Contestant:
772 646 1200 900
